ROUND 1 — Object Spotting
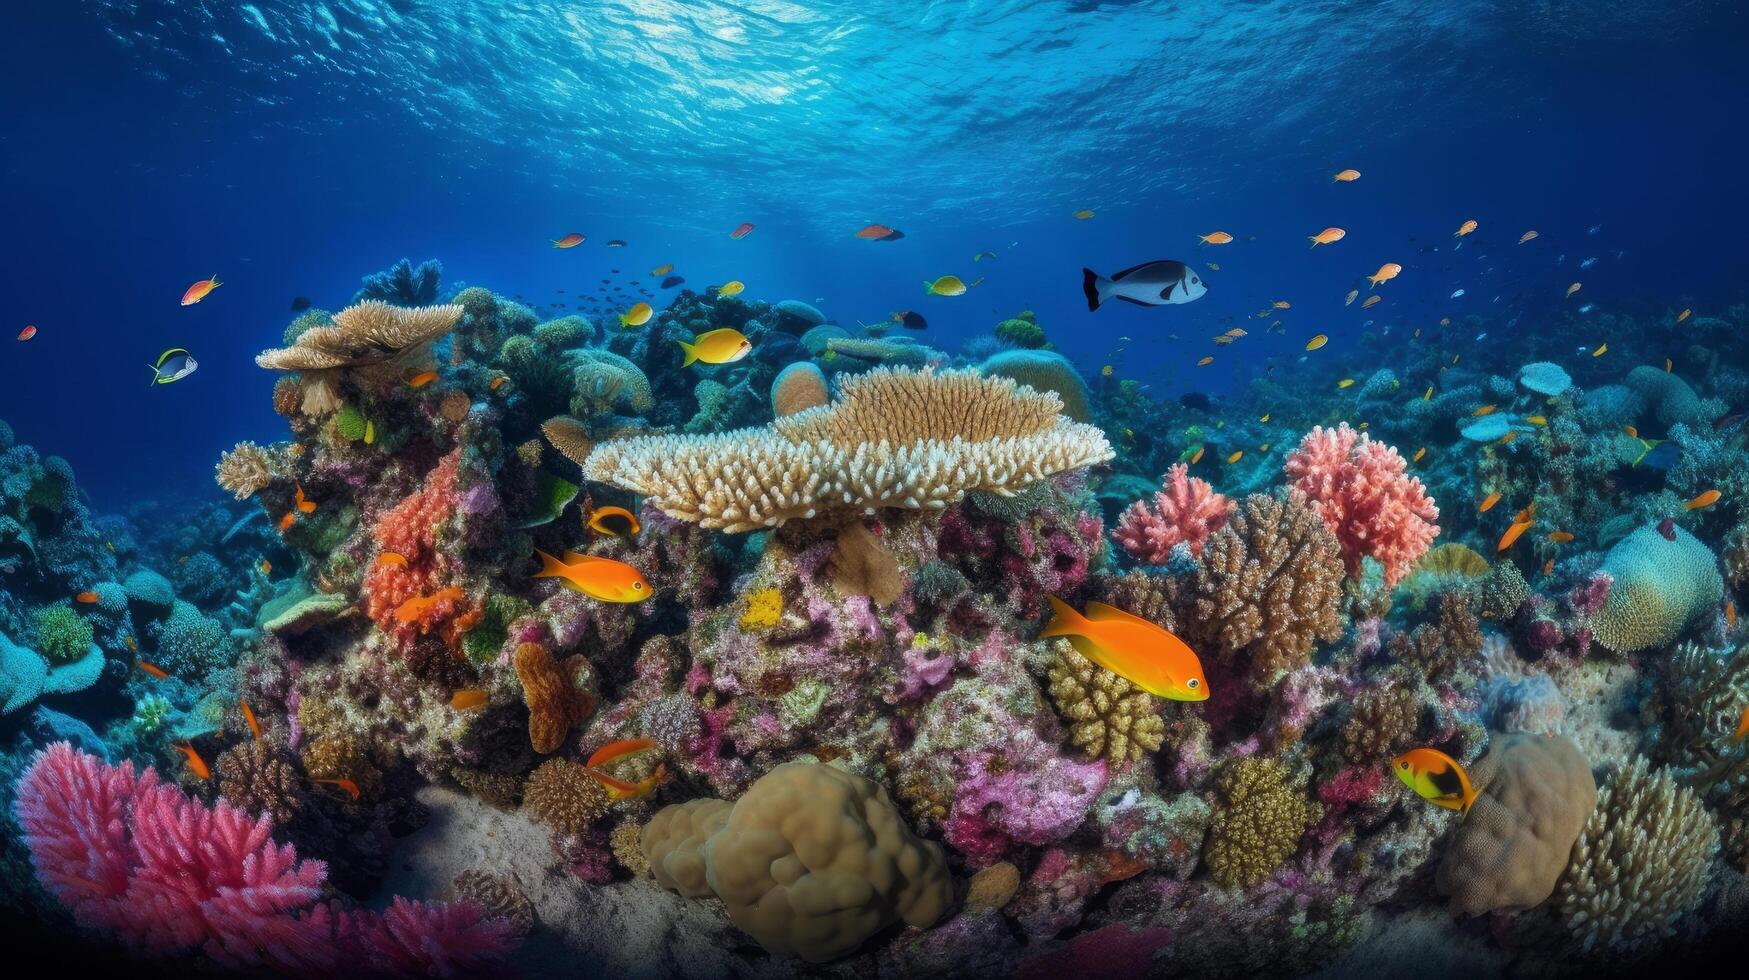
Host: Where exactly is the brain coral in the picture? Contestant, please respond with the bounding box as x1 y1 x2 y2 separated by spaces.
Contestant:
1202 757 1315 889
1591 524 1723 652
642 763 952 962
1435 733 1596 918
1283 422 1440 587
977 349 1093 422
583 366 1112 532
1554 756 1718 955
1624 363 1720 429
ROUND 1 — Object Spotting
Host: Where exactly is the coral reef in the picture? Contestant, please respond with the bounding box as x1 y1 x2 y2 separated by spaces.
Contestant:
1284 423 1439 587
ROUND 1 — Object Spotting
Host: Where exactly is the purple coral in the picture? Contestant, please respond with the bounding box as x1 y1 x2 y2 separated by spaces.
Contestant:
944 730 1108 866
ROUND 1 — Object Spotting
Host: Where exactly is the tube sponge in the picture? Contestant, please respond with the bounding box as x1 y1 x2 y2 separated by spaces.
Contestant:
1591 524 1723 652
641 763 953 962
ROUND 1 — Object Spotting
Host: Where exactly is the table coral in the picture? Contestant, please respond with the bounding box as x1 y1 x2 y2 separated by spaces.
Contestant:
1284 422 1440 587
1046 642 1164 763
1202 757 1316 889
1111 462 1233 562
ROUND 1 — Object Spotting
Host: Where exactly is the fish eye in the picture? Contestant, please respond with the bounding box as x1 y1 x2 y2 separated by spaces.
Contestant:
1187 678 1199 688
633 582 645 590
1191 276 1200 284
1399 761 1409 769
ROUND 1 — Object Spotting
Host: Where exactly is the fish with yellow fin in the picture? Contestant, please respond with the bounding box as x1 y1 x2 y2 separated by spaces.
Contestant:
676 328 752 366
533 549 651 602
1393 747 1478 815
586 505 640 537
1042 596 1207 701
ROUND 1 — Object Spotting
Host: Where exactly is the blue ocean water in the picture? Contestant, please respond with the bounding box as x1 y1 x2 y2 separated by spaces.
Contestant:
2 0 1746 502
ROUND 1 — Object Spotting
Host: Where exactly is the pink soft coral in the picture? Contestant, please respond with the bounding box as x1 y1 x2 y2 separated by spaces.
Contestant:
13 743 515 977
1283 423 1439 587
1112 463 1233 562
361 448 480 648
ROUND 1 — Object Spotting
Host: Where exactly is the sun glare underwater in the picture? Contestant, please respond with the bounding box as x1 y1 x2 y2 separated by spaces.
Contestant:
3 1 1749 977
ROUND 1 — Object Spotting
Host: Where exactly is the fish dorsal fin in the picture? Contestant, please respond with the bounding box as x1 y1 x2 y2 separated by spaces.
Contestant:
1083 601 1155 628
1110 259 1174 281
157 347 188 367
563 550 594 564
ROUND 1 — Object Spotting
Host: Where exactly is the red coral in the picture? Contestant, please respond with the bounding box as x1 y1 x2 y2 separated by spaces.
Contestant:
1283 423 1439 587
361 449 479 649
14 743 515 977
1112 463 1233 562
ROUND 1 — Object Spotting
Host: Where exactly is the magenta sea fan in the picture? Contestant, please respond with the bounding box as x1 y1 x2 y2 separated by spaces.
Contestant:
1112 463 1233 562
1283 422 1439 587
13 742 516 977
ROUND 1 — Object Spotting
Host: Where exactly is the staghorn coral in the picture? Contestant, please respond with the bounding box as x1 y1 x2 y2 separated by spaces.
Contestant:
642 763 953 963
1046 642 1164 763
1591 524 1723 652
1283 422 1440 587
514 641 596 754
1202 757 1315 889
522 757 613 835
214 441 275 500
1554 757 1718 955
1435 733 1596 917
583 366 1112 531
1112 463 1233 562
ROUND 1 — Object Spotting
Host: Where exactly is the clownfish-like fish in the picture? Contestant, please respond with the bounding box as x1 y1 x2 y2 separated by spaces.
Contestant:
1392 747 1478 815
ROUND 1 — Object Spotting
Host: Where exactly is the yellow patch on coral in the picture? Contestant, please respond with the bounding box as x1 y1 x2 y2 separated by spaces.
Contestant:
739 588 783 630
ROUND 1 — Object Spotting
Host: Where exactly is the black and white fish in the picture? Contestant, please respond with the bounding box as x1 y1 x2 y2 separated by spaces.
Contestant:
147 348 197 385
1081 260 1207 312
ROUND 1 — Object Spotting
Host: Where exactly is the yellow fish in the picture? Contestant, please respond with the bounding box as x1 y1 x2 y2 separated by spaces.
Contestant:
1101 365 1113 377
1190 447 1205 464
1273 301 1291 310
1226 450 1243 464
620 302 653 328
924 275 966 296
1393 747 1478 814
1413 447 1426 463
1338 378 1355 389
1454 219 1477 238
1423 386 1434 401
1074 209 1095 220
1198 231 1234 245
1309 227 1346 247
1666 358 1673 373
1676 308 1691 323
716 280 745 297
1332 168 1361 182
676 328 752 367
651 263 674 276
1206 261 1221 271
1473 405 1496 417
1197 356 1213 367
532 549 651 602
1592 342 1608 357
1526 415 1547 426
1305 334 1328 351
1042 597 1207 701
1258 413 1270 423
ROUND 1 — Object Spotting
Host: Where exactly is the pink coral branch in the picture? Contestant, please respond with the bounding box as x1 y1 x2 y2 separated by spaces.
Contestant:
1283 423 1439 587
1112 464 1232 562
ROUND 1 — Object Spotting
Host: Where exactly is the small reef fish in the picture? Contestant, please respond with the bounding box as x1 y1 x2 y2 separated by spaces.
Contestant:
892 311 927 330
490 375 510 391
407 370 438 389
1198 231 1234 245
241 699 262 741
1206 261 1220 271
375 552 408 568
1455 219 1477 238
1413 447 1427 463
1196 356 1214 367
1479 492 1502 513
1685 489 1722 511
294 483 316 514
969 276 986 288
450 689 489 711
677 328 752 366
1338 378 1355 389
586 505 640 537
1497 520 1534 552
395 586 466 624
1082 260 1206 311
17 325 36 341
551 233 585 248
1677 308 1692 323
1727 601 1737 629
660 275 686 289
1657 518 1677 541
176 743 211 781
259 560 272 576
1366 263 1402 287
1548 531 1574 543
1308 227 1345 247
312 777 361 801
973 250 997 262
606 239 627 247
924 275 966 297
729 222 755 239
75 590 99 603
1332 168 1361 182
1424 386 1434 401
180 275 221 306
1623 426 1639 438
278 512 297 533
1735 705 1749 741
1450 289 1466 299
1543 558 1555 576
1566 282 1582 298
1666 359 1673 373
1473 405 1497 417
1190 447 1205 464
620 302 653 328
855 224 904 241
716 280 745 297
1344 289 1358 306
586 764 665 801
136 659 168 680
1393 747 1478 814
1273 301 1291 310
123 635 137 653
587 738 659 769
147 348 198 385
533 549 652 603
1074 209 1096 220
1305 334 1328 351
651 264 674 276
1226 450 1243 464
1361 295 1381 309
1518 230 1538 244
1042 596 1208 701
1592 342 1608 357
1526 415 1547 426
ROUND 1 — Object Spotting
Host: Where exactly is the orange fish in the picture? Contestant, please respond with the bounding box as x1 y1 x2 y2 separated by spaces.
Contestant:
1196 356 1214 366
1478 492 1501 513
258 560 272 577
1332 169 1361 182
1367 262 1402 288
1198 231 1234 245
1685 490 1721 511
585 764 666 801
407 370 438 389
490 375 509 391
532 550 651 603
1518 230 1538 244
587 738 659 769
294 483 316 514
1727 601 1738 630
176 743 211 781
1361 294 1381 309
586 505 640 537
1454 219 1477 238
1513 501 1539 524
451 689 489 711
17 325 37 341
1542 558 1555 577
395 586 466 624
855 224 898 240
136 659 169 680
313 777 361 801
1042 596 1207 701
240 699 262 741
1473 405 1497 417
375 552 409 568
1190 447 1205 465
1226 450 1243 464
75 591 99 603
1497 520 1534 553
1548 531 1574 543
1623 425 1638 438
1308 227 1346 247
551 233 585 248
1499 432 1517 444
180 275 221 306
1676 308 1692 323
729 222 755 240
278 512 296 533
1393 747 1478 814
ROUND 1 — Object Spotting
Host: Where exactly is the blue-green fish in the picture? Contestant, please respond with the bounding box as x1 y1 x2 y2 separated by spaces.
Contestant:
147 348 197 385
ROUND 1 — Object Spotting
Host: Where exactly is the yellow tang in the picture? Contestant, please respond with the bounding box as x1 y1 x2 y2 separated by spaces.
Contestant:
620 302 653 328
1042 597 1207 701
1592 342 1608 357
924 275 967 296
717 280 745 297
1393 747 1478 814
1226 450 1243 464
676 327 752 367
1413 447 1427 462
1338 378 1355 389
1305 334 1328 351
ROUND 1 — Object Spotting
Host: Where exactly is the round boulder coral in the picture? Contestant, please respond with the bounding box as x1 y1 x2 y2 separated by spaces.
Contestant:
1591 524 1723 652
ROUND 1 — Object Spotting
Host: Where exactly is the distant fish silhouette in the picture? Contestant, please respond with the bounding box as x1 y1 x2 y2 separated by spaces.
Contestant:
660 276 685 289
290 296 311 312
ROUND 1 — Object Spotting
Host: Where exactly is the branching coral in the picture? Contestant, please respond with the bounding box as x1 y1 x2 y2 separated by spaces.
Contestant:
1339 679 1420 764
359 448 478 649
1202 758 1315 889
214 441 276 500
583 366 1113 531
1046 642 1164 763
1112 463 1233 562
1554 757 1718 956
1283 422 1440 587
1387 592 1483 681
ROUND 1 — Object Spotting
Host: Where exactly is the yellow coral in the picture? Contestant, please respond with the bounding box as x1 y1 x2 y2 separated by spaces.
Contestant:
1046 642 1163 763
738 588 784 630
1202 758 1315 889
214 441 275 500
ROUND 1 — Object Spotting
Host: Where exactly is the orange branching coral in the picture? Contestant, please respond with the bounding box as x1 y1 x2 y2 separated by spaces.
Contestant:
360 448 478 648
514 642 596 754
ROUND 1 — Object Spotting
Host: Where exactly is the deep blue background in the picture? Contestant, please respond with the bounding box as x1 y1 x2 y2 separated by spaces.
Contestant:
2 1 1746 505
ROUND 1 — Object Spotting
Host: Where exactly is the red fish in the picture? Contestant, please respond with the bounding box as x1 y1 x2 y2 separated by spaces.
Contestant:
729 222 755 240
585 763 666 801
176 743 211 780
294 483 316 514
240 699 262 741
406 370 438 389
855 224 904 241
278 511 297 533
180 275 222 306
17 325 36 341
586 737 658 769
312 777 361 801
451 689 489 710
396 586 465 624
551 233 585 249
136 659 169 680
75 591 100 603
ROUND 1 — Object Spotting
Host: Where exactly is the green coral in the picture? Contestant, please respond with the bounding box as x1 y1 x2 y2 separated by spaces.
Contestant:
683 380 731 434
132 694 172 733
1592 524 1723 652
534 315 593 349
993 311 1048 349
462 594 533 664
498 334 539 368
32 605 94 665
152 600 229 676
335 403 368 442
515 473 580 529
1203 758 1316 889
283 308 333 346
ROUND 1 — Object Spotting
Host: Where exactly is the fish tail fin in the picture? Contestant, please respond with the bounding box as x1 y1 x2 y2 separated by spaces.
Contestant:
1040 595 1083 638
146 364 160 385
1081 269 1106 312
676 340 698 367
532 549 568 578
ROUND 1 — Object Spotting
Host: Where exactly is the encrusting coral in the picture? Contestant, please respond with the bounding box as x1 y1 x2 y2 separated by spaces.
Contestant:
1046 641 1165 763
581 366 1113 531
